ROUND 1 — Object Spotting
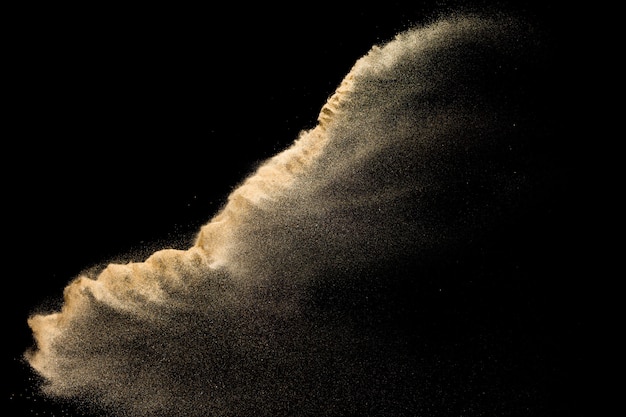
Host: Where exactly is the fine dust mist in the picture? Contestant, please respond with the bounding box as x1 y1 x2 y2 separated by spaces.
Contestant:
25 14 558 417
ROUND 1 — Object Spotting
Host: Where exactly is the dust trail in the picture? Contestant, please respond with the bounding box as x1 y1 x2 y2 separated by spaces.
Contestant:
25 14 554 417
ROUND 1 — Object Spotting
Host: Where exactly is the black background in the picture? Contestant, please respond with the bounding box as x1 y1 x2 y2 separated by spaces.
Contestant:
5 1 588 416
